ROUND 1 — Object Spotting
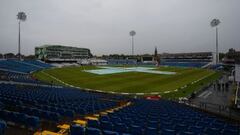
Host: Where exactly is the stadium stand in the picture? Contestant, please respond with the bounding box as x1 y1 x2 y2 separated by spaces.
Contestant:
160 52 212 68
160 59 209 68
107 59 137 65
68 99 240 135
0 60 39 73
0 60 239 135
0 59 53 73
0 82 123 134
0 60 52 84
0 83 120 116
7 72 38 83
22 60 53 68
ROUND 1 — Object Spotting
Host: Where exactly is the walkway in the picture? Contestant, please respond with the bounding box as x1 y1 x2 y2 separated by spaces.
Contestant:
190 75 240 120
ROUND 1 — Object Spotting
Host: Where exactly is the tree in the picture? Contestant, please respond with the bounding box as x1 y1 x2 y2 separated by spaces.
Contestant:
4 53 15 59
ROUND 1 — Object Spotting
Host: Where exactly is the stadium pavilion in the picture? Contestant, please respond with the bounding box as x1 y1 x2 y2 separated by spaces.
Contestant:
35 45 92 62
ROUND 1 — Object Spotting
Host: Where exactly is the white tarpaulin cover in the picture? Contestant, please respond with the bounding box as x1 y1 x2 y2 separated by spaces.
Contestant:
85 66 176 75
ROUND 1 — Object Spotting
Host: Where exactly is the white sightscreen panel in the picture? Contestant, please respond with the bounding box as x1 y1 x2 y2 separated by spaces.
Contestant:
236 64 240 82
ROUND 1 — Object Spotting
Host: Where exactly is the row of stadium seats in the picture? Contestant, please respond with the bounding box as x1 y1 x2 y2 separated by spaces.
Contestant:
0 110 39 129
6 72 42 84
106 58 210 67
0 83 122 132
162 59 211 63
160 62 208 68
22 60 53 68
73 99 239 135
14 105 62 122
70 124 238 135
107 59 137 65
0 60 52 73
0 84 119 115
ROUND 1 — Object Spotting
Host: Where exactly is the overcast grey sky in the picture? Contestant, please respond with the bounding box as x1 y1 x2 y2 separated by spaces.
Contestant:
0 0 239 55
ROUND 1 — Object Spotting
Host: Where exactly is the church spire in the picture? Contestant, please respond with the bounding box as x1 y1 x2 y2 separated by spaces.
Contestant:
154 46 160 66
154 46 158 57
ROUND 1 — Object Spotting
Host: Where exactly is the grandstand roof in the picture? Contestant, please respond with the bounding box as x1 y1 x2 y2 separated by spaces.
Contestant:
36 44 89 50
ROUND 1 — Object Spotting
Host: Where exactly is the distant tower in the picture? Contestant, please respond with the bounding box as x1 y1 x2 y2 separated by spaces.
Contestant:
154 47 157 57
154 47 160 66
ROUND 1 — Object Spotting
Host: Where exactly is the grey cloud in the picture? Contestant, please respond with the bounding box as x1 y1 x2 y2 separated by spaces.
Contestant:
0 0 239 55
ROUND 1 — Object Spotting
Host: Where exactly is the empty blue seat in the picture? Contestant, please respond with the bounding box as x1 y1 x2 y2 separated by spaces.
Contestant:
175 124 188 133
161 129 176 135
40 111 51 120
179 131 195 135
205 128 221 135
114 123 128 133
100 115 110 122
70 124 84 135
211 122 225 129
49 113 60 122
76 108 86 115
87 120 100 128
222 129 239 135
86 127 101 135
101 121 113 131
183 120 195 126
225 124 239 131
202 117 215 124
188 126 204 134
16 113 27 125
197 121 210 127
145 127 158 135
124 119 133 126
111 117 122 124
129 125 143 135
147 120 159 128
102 130 119 135
26 116 40 129
64 110 75 117
160 122 173 129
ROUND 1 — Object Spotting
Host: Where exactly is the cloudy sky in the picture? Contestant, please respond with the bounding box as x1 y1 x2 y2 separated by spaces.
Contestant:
0 0 239 55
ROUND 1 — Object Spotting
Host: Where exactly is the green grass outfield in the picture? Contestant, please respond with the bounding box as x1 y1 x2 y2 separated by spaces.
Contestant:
33 66 221 99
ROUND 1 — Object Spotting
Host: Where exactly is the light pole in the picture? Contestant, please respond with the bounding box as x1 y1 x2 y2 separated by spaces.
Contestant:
17 12 27 60
129 30 136 56
210 19 220 64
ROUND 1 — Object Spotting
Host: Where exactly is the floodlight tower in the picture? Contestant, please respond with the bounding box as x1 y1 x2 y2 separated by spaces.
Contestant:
210 19 220 64
17 12 27 60
129 30 136 56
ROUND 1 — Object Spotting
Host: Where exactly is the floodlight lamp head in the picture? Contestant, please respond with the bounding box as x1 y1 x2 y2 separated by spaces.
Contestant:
129 30 136 36
211 19 220 27
17 12 27 21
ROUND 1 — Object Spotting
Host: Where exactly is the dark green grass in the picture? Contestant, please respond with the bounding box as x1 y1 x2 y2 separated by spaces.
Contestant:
33 66 219 97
